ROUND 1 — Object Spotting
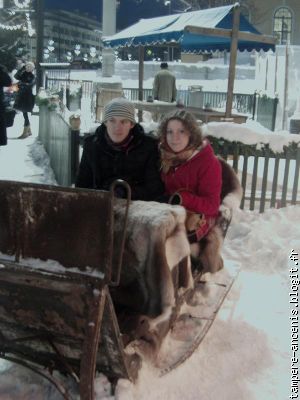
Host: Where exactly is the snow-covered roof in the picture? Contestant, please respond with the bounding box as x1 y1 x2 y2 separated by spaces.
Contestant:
103 5 275 53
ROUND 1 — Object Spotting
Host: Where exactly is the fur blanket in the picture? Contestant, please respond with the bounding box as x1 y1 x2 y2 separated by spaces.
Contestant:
191 157 243 273
111 201 193 325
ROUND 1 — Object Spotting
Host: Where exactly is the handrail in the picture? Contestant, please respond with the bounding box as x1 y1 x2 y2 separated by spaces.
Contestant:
109 180 131 287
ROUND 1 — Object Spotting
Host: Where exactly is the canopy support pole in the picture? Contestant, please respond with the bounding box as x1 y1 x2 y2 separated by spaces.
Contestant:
138 45 144 122
225 4 240 118
282 44 289 130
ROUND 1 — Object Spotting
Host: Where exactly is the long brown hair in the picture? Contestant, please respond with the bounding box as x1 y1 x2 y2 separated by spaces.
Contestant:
158 110 203 150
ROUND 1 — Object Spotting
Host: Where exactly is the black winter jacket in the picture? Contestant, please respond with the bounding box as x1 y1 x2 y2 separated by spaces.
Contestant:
75 123 164 201
0 64 12 146
14 67 35 112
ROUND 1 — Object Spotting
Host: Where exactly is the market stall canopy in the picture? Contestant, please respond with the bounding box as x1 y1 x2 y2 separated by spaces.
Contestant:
103 4 275 53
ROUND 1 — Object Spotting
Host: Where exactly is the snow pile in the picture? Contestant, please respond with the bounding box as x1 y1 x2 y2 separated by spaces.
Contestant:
203 120 300 152
0 113 57 184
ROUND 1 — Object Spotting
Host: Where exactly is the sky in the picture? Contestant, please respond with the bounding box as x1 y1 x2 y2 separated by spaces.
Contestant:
0 104 299 399
44 0 171 29
45 0 102 20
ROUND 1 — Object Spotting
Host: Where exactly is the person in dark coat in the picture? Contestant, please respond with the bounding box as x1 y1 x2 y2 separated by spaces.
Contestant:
14 61 35 139
0 64 12 147
75 97 164 201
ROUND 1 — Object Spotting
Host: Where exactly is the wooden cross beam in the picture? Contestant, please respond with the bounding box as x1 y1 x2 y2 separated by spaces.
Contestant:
185 5 276 118
184 26 276 46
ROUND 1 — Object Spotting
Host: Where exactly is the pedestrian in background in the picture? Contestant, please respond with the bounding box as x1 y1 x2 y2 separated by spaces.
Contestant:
76 97 164 201
14 61 36 139
153 62 177 103
0 64 12 147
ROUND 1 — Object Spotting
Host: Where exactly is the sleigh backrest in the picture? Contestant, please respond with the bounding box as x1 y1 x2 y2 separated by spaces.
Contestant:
0 180 113 277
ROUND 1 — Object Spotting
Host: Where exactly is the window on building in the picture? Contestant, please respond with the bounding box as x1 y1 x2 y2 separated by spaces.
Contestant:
273 7 292 45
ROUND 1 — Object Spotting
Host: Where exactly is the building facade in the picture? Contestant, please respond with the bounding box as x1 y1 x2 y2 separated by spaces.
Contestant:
24 9 102 63
241 0 300 45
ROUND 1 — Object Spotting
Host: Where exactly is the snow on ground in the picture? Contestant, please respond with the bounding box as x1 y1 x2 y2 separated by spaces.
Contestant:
0 112 56 185
0 112 299 399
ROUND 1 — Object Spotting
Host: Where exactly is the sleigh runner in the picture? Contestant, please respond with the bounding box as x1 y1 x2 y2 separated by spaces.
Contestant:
0 169 241 399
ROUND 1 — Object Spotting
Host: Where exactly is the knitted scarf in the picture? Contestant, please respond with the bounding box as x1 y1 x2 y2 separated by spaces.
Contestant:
105 130 134 152
160 142 200 174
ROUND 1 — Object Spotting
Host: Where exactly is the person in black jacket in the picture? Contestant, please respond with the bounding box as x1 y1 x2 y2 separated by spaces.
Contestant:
0 64 12 147
75 97 164 201
14 61 35 139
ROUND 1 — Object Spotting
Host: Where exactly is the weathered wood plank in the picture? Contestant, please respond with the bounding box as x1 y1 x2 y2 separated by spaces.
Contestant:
184 26 276 45
0 180 113 276
292 148 300 205
240 151 248 210
0 264 138 382
270 155 280 208
260 148 270 213
250 155 259 210
281 153 290 207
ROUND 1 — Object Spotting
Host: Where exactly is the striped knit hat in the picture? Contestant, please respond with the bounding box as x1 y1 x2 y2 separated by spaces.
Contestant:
103 97 136 123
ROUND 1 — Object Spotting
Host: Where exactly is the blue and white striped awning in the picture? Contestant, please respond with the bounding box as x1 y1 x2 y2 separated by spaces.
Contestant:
103 5 275 53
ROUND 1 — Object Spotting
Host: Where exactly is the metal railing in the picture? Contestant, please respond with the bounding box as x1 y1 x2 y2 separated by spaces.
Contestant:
45 77 254 114
252 93 279 131
122 87 254 115
45 76 93 98
39 104 76 186
44 75 278 130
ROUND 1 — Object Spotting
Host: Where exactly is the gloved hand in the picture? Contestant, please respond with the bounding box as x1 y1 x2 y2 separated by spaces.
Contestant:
169 193 182 205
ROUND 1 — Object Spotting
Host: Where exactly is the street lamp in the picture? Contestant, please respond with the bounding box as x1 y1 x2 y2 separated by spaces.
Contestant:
164 0 171 14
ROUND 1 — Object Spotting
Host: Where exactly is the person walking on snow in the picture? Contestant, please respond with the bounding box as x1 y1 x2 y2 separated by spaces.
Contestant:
153 62 177 103
76 97 164 201
14 61 35 139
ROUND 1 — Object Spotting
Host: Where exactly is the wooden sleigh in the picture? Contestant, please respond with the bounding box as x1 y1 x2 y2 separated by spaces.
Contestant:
0 180 139 399
0 171 239 399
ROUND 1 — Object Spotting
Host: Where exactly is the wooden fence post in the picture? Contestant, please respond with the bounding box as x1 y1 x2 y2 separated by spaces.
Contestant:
225 4 240 118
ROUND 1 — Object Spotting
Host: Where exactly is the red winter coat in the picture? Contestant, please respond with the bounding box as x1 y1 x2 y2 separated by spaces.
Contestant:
161 140 222 240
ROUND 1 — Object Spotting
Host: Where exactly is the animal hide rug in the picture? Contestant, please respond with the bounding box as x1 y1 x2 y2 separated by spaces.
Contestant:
111 201 193 326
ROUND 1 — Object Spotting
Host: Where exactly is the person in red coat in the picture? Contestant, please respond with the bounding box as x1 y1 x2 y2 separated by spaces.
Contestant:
158 110 222 243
